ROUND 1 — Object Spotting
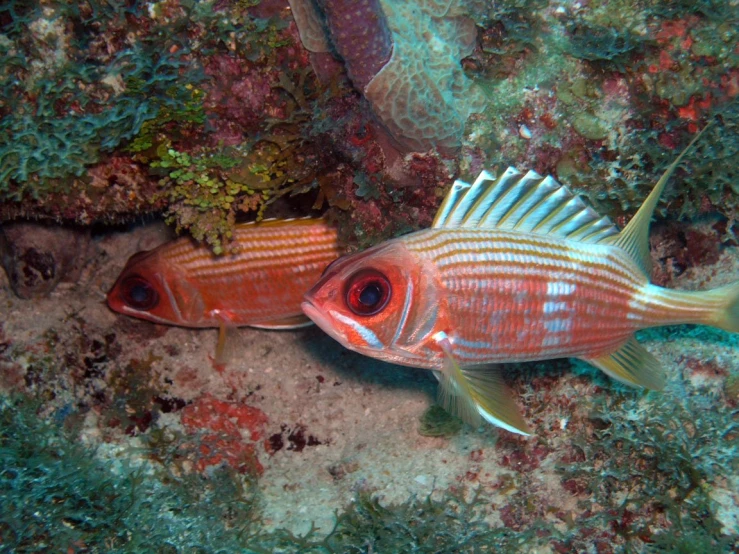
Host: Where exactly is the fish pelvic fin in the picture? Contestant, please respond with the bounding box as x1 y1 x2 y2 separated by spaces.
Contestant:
582 337 666 390
611 123 712 276
434 332 531 436
213 322 238 371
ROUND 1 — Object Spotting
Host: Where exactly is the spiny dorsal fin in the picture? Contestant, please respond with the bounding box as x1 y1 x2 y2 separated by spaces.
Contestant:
433 168 620 244
611 124 712 276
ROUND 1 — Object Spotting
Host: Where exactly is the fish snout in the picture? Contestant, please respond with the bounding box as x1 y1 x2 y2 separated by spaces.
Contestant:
301 300 346 345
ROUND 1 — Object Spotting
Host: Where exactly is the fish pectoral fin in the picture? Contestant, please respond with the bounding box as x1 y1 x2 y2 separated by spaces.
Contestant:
213 322 239 370
249 314 314 330
434 333 531 436
582 337 666 390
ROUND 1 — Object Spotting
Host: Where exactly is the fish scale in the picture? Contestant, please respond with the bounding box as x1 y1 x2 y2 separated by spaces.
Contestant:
405 228 644 360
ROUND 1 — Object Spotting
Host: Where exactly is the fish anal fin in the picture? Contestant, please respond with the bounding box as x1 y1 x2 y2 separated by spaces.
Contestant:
582 337 666 390
249 314 314 330
434 332 531 436
612 123 712 276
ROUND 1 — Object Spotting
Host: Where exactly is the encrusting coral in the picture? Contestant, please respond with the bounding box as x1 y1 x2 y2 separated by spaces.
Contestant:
289 0 486 152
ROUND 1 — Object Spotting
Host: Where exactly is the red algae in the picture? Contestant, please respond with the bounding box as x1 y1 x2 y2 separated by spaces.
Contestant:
180 395 269 476
181 395 269 442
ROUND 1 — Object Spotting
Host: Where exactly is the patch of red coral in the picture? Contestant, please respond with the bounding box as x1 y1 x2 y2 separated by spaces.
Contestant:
180 395 269 475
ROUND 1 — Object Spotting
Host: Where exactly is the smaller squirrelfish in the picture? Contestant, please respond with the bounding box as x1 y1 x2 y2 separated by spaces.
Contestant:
108 218 341 331
302 127 738 435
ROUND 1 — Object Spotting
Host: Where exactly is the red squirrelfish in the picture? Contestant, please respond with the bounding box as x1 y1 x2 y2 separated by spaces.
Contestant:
108 218 341 330
302 128 738 435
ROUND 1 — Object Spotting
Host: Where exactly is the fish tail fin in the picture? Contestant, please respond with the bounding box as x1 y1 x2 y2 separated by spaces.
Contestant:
704 281 739 333
644 281 739 334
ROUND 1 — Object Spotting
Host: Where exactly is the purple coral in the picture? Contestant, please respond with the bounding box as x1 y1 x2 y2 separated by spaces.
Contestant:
315 0 393 90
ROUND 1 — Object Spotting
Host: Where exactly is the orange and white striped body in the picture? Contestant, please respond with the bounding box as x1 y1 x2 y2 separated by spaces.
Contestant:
303 128 738 434
402 228 720 366
108 218 341 328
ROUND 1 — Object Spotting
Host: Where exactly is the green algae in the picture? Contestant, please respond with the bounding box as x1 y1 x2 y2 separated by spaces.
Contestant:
565 21 645 69
0 2 197 202
557 386 738 550
0 394 541 553
418 405 463 438
571 112 610 141
0 394 259 553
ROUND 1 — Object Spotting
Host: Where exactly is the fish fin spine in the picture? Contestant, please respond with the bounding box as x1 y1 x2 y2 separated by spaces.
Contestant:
434 168 620 244
612 123 712 276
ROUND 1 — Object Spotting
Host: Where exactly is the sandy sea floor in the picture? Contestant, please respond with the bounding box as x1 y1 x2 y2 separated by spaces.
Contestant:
1 220 737 551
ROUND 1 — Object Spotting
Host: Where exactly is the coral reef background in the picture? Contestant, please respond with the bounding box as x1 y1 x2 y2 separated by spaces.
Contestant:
0 0 738 551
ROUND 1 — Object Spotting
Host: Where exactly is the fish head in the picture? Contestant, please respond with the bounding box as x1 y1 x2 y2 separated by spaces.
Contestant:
302 240 444 366
107 249 204 326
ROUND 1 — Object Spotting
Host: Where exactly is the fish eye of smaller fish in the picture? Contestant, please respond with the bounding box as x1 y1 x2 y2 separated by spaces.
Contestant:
345 269 391 316
120 275 159 311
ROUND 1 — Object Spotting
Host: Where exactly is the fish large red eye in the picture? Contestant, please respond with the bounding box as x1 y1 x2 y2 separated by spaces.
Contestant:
120 275 159 311
345 269 391 316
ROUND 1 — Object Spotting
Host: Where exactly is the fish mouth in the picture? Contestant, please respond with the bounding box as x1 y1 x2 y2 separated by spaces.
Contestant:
301 301 349 347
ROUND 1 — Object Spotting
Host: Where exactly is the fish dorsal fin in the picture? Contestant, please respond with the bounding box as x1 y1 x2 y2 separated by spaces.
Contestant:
433 168 620 244
611 124 711 276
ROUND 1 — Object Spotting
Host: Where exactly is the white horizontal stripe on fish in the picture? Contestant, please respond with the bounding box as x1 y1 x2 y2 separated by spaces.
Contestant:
184 251 339 278
440 266 640 301
333 311 385 350
406 231 641 280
